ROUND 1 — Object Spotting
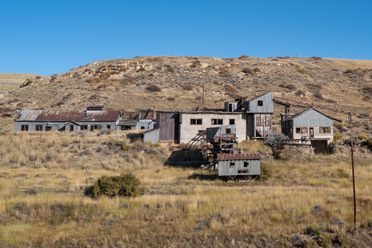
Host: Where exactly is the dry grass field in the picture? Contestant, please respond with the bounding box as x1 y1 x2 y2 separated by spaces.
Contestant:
0 132 371 247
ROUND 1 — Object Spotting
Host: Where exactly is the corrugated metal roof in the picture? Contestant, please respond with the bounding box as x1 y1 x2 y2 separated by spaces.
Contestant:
288 107 341 122
217 153 261 161
15 109 120 122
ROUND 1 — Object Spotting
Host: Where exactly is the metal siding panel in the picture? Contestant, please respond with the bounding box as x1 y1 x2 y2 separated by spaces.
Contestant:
293 109 333 127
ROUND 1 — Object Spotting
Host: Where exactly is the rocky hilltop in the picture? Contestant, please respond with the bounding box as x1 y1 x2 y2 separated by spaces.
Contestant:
1 56 371 123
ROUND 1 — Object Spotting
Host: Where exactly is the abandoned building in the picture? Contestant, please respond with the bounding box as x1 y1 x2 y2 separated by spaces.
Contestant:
152 92 274 144
14 106 121 132
216 153 261 178
281 107 338 151
117 109 156 130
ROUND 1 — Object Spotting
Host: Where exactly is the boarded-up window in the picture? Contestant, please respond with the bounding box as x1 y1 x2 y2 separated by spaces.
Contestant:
319 127 331 133
296 127 308 134
190 119 202 125
21 125 29 131
211 119 223 125
35 125 43 131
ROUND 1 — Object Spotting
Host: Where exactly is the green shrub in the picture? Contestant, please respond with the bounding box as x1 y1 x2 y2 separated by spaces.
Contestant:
146 84 161 92
333 133 342 143
303 225 321 237
331 232 345 246
85 173 144 198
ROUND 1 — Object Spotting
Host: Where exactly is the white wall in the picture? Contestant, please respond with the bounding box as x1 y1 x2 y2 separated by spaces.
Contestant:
292 126 334 143
179 113 247 143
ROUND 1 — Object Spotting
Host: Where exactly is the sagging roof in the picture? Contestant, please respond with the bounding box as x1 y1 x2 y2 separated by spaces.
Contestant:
217 153 261 161
118 120 138 126
15 109 121 122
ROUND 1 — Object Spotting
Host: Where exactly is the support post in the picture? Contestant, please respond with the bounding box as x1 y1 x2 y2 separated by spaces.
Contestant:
350 140 356 226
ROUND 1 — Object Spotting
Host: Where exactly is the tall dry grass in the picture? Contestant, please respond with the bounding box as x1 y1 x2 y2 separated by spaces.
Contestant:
0 133 371 247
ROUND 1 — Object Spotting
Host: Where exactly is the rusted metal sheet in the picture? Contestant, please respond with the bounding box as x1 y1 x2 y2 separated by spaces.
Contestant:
15 110 121 122
217 153 261 161
156 111 178 142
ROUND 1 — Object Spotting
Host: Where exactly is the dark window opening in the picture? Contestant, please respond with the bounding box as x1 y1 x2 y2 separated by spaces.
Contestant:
190 119 202 125
258 100 263 106
59 126 66 131
229 162 235 167
69 125 74 132
140 126 145 130
211 119 223 125
229 119 235 125
244 161 249 167
35 125 43 131
81 125 88 130
45 126 52 131
107 125 111 130
21 125 29 131
226 128 231 134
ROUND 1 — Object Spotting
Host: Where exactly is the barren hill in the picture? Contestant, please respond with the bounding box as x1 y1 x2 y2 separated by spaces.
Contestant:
1 56 371 123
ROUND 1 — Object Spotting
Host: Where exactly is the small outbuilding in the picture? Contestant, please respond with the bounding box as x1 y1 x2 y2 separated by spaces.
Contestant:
216 153 261 179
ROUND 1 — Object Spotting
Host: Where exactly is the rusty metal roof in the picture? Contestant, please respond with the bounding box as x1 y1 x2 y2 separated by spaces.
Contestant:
15 109 121 122
217 153 261 161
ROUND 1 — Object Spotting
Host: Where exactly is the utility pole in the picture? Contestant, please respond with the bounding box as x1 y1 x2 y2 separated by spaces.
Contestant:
350 140 357 226
202 81 205 108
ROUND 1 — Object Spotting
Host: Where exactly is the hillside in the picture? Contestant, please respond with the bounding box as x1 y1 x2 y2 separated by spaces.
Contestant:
1 56 371 122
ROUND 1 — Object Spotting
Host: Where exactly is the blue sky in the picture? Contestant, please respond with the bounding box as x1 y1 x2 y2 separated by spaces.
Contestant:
0 0 371 75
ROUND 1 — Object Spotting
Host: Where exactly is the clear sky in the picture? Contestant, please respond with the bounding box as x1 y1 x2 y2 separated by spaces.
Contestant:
0 0 371 75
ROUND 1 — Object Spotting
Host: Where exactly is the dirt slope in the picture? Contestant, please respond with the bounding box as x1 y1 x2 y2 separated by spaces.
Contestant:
0 56 371 123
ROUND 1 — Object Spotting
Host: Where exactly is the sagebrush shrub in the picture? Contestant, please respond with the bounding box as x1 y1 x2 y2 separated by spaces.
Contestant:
85 173 144 198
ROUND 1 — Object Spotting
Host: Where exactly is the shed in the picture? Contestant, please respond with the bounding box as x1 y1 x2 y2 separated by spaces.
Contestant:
217 153 261 178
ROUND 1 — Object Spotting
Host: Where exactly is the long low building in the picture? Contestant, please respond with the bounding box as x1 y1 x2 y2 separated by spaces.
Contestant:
14 106 121 132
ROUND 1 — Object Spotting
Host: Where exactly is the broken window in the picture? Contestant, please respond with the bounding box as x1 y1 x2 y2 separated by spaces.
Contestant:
244 161 249 167
319 127 331 133
35 125 43 131
229 119 235 125
211 119 223 125
21 125 29 131
296 127 308 134
258 100 263 106
190 119 202 125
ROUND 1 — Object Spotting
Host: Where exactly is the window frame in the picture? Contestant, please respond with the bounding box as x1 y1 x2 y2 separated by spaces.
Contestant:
295 127 308 134
319 127 331 134
190 118 203 125
35 124 43 131
21 124 29 131
211 118 223 125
